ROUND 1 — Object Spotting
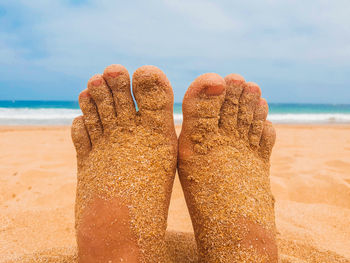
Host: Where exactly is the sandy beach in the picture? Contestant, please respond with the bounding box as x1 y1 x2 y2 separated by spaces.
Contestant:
0 124 350 262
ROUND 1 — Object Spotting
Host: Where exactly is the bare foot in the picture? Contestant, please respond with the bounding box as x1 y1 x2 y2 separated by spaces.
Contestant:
178 73 278 262
71 65 177 262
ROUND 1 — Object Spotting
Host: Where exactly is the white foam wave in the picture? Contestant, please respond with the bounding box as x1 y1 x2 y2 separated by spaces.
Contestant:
0 108 81 125
174 113 183 124
0 108 349 125
175 113 350 124
267 113 350 123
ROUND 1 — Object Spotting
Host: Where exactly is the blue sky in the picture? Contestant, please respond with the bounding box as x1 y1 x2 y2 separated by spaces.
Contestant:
0 0 349 103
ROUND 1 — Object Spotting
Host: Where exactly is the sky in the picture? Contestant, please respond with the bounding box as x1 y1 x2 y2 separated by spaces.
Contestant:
0 0 349 103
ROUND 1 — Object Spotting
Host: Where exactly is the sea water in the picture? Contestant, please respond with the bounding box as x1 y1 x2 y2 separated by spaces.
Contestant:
0 101 350 125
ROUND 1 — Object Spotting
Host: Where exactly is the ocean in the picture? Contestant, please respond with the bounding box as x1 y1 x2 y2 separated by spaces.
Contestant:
0 101 350 125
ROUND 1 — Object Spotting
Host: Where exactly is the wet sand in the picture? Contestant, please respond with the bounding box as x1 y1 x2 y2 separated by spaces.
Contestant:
0 125 350 262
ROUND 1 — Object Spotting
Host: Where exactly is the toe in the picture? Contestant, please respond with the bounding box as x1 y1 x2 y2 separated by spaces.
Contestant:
259 120 276 159
103 64 136 126
237 82 261 140
180 73 226 156
132 65 175 131
219 73 246 134
71 116 91 159
79 90 103 144
249 98 269 148
87 74 117 131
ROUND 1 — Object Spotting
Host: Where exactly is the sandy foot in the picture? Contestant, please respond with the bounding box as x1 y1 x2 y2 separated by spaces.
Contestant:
71 65 177 262
178 73 278 262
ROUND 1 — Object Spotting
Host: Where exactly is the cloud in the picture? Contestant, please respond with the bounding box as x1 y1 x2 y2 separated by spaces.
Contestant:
163 0 238 31
0 0 350 102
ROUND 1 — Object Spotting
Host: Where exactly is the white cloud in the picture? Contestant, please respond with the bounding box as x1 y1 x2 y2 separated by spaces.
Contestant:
0 0 350 102
163 0 238 31
3 1 350 63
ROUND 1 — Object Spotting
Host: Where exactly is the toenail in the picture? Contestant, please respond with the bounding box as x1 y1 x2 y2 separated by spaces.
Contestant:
106 71 122 78
225 74 245 85
259 98 267 106
79 90 91 98
246 82 261 94
91 78 102 86
204 84 225 96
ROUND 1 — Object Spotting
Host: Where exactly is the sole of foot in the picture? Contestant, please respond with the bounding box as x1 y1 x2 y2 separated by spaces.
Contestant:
178 73 278 262
71 64 177 262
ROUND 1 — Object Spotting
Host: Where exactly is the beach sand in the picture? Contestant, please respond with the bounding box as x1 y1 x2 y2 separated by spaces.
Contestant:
0 125 350 262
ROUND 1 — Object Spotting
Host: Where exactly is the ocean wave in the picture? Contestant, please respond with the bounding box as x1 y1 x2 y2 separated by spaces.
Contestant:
0 108 81 125
0 108 350 125
175 113 350 124
267 113 350 123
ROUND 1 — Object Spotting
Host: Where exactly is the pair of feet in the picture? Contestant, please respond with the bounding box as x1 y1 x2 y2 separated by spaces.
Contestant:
71 65 278 262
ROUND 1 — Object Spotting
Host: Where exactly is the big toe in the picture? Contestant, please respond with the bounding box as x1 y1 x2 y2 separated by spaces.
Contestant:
132 65 175 132
180 73 226 156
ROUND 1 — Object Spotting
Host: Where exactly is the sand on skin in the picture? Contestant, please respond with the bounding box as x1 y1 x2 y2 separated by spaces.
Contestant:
0 125 350 262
